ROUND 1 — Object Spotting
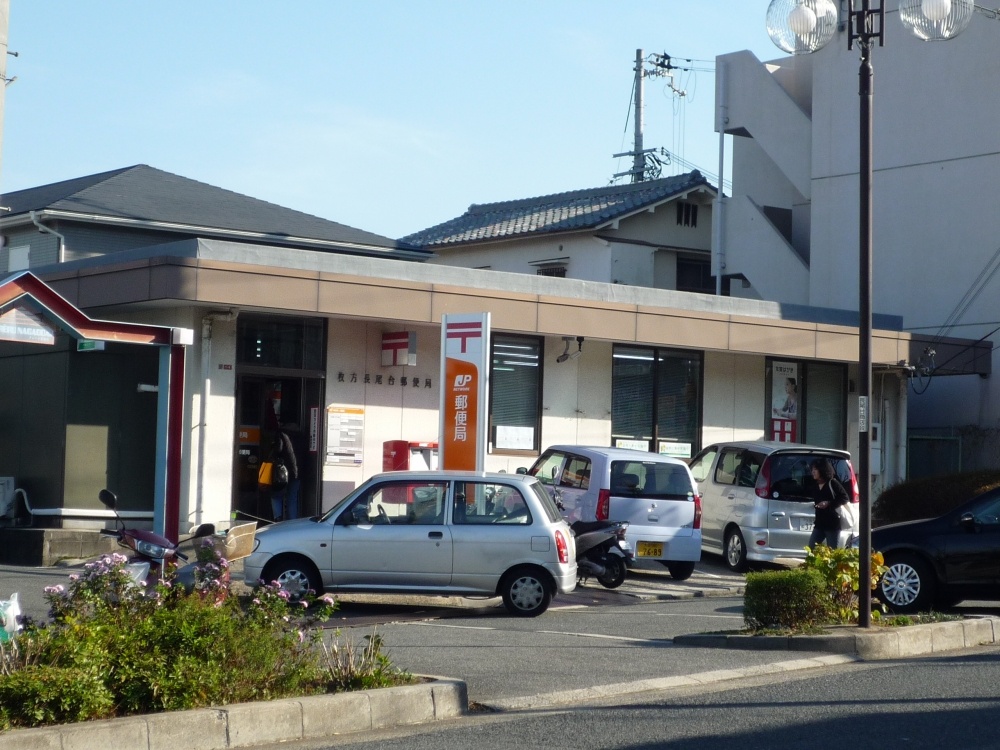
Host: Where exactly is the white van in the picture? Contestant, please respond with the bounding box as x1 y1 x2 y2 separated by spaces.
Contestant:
523 445 702 580
689 441 858 572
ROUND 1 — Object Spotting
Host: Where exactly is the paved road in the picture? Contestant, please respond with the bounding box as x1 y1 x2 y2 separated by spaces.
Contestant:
261 644 1000 750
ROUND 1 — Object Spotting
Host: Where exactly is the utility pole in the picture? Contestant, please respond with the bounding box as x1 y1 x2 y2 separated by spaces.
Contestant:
614 49 677 184
632 49 644 183
0 0 9 180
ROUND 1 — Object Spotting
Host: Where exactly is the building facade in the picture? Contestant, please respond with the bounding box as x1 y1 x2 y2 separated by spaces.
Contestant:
1 165 983 538
715 1 1000 474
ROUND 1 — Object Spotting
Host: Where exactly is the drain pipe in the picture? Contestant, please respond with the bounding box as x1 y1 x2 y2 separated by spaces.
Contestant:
194 309 237 525
30 210 66 263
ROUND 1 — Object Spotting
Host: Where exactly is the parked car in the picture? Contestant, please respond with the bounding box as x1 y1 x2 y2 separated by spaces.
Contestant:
244 470 577 617
689 441 858 572
522 446 701 580
871 487 1000 613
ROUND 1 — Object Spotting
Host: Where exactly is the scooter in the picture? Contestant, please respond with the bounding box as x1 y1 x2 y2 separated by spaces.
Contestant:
571 519 631 589
98 489 215 589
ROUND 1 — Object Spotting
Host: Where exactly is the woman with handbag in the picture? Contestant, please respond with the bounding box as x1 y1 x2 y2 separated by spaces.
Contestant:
807 457 850 549
269 426 300 522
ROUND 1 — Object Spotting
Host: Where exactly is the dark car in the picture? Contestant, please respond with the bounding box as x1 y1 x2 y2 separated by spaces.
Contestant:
871 488 1000 613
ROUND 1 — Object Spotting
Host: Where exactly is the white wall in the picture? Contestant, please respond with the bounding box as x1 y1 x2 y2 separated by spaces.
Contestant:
720 7 1000 452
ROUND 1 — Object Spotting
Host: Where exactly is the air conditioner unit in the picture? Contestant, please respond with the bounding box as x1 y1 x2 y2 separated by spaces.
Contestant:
0 478 16 519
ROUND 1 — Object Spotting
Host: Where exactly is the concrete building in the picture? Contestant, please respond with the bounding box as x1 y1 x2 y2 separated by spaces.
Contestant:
0 165 984 547
715 1 1000 474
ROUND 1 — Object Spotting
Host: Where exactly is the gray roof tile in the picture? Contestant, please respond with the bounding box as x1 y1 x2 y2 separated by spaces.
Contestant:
401 171 714 248
1 165 420 253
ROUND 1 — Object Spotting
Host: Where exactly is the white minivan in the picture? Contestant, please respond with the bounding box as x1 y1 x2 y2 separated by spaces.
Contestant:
523 445 702 580
689 441 859 572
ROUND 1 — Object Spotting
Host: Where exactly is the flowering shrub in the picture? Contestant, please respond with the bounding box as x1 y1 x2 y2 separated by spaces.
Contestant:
191 538 230 603
0 551 411 731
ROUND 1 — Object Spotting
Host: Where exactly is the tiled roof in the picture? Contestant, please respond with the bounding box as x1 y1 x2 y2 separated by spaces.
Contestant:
1 165 419 253
401 171 714 248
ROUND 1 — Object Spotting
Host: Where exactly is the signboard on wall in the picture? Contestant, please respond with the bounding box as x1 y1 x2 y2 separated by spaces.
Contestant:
769 361 799 443
439 313 490 471
0 306 56 345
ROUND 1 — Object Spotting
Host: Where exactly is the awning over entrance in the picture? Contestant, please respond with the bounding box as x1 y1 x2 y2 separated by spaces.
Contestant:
0 271 193 540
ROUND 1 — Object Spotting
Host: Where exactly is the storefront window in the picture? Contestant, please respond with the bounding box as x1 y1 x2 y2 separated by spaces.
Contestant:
612 346 702 458
489 334 542 452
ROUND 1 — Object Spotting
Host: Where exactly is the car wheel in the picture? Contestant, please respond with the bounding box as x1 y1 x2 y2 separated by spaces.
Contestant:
724 528 748 572
596 555 628 589
664 561 696 581
500 567 553 617
261 555 322 600
878 554 934 614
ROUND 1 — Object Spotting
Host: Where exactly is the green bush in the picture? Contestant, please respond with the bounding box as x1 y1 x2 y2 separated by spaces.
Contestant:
873 470 1000 526
743 568 830 631
800 545 887 624
0 546 412 730
0 665 114 729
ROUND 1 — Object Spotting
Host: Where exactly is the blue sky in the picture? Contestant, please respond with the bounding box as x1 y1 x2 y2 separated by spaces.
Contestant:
0 1 779 240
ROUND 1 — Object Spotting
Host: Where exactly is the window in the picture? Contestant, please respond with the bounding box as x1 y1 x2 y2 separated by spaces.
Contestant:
340 481 448 525
612 346 702 457
536 266 567 278
490 334 542 452
766 359 847 448
676 202 698 227
237 315 325 371
453 481 532 525
676 258 713 294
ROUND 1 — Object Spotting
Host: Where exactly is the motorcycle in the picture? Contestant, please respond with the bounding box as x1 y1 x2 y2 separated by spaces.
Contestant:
571 519 631 589
98 488 216 590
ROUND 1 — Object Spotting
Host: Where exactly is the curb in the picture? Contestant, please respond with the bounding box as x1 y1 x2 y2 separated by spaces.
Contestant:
0 678 467 750
672 615 1000 660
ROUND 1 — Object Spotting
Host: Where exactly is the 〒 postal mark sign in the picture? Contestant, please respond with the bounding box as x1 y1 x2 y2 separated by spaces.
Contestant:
439 314 490 471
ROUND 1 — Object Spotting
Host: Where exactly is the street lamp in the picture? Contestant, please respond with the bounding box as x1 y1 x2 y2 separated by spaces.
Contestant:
765 0 972 627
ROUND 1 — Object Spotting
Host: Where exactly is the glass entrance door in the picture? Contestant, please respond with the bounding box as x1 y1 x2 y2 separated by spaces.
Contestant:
233 374 323 522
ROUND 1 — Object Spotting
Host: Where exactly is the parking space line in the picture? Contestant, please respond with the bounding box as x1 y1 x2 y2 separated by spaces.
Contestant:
535 631 671 644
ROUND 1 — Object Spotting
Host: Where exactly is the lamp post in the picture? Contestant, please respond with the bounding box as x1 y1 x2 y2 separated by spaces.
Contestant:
765 0 973 627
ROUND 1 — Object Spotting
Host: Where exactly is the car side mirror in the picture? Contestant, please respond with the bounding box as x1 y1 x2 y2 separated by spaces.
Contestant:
349 505 369 525
959 512 978 531
516 467 527 475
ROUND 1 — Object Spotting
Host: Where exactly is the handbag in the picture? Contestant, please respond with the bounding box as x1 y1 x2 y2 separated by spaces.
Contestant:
832 483 856 530
257 460 274 488
272 460 289 491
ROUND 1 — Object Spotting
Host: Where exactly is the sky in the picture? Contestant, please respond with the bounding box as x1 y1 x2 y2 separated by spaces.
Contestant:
0 1 781 241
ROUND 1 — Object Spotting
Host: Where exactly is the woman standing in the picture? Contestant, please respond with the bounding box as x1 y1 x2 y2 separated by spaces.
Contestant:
808 458 849 549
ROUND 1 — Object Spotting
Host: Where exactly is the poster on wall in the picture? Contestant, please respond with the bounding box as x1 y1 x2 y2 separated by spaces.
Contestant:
770 361 799 443
439 313 490 471
325 406 364 465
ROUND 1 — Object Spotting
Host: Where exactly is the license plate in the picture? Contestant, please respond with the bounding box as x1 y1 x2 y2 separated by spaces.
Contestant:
798 520 813 532
637 541 663 557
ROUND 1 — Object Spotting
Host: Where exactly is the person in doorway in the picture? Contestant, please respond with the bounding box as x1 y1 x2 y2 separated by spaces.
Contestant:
772 377 798 418
807 458 849 549
270 426 300 522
